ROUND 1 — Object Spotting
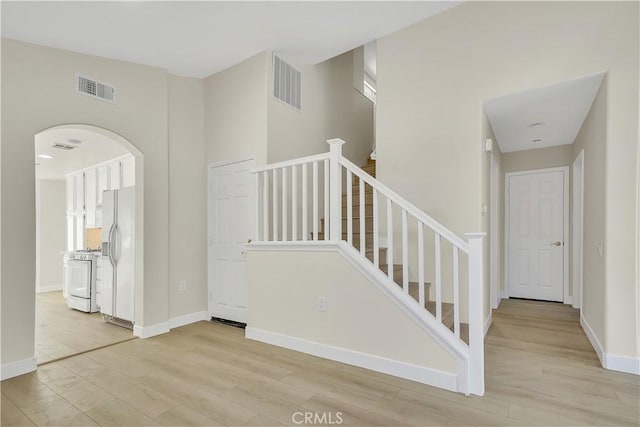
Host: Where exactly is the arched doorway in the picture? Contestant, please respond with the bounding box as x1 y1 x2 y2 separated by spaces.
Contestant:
34 124 144 363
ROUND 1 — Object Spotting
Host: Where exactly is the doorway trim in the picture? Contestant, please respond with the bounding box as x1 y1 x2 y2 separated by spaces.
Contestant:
207 157 256 322
35 124 145 329
489 153 501 309
572 150 584 309
504 166 570 304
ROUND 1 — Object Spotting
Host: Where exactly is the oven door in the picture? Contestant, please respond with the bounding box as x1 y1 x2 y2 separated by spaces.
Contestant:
66 259 92 299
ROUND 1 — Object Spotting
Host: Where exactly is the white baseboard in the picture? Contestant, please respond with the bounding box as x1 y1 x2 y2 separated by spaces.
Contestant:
133 322 170 339
603 353 640 375
581 314 640 375
1 356 37 380
484 313 493 337
133 310 208 339
169 311 208 329
246 327 458 393
36 285 63 294
581 314 605 366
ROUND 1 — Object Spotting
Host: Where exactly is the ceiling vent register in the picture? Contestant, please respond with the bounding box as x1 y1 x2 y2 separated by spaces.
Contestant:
52 143 77 150
273 54 301 110
75 74 116 103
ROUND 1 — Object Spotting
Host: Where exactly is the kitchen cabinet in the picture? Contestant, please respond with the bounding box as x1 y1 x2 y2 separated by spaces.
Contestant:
66 215 75 251
66 176 74 213
121 155 135 188
85 169 97 227
95 256 103 309
73 173 85 213
74 213 85 250
109 161 121 190
97 165 109 206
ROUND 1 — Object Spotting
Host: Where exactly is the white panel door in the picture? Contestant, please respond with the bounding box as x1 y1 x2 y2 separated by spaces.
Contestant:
208 159 255 323
508 170 565 301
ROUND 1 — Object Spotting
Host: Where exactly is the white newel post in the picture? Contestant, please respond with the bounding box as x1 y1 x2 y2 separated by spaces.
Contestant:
465 232 485 396
327 139 345 241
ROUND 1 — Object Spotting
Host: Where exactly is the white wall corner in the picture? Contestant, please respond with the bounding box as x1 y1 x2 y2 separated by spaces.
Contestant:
133 322 170 339
484 313 493 337
168 311 209 329
246 327 459 393
580 314 604 366
603 354 640 375
1 356 37 380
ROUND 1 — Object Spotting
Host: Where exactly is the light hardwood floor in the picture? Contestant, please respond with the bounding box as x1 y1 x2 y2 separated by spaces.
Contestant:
35 291 134 364
2 299 639 426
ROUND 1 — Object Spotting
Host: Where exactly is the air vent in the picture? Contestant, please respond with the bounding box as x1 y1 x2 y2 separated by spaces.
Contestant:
273 54 301 110
52 143 77 150
75 74 116 103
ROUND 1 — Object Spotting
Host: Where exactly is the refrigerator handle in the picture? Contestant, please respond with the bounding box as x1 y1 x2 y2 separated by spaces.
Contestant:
108 223 116 268
110 224 119 266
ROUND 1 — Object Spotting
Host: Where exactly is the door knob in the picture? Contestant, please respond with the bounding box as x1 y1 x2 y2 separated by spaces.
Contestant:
247 239 252 243
550 241 562 246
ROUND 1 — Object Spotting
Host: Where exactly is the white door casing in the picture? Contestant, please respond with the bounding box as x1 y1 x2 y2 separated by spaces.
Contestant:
572 151 584 309
505 168 568 302
208 159 255 323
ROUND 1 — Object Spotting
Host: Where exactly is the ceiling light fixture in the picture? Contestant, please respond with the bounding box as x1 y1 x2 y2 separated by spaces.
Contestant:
37 154 54 159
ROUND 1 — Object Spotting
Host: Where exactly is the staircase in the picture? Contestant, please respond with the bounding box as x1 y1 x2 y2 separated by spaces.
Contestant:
318 158 456 333
251 138 485 396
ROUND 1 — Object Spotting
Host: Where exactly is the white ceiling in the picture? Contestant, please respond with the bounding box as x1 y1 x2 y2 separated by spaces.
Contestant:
1 1 459 78
484 73 605 153
35 128 129 180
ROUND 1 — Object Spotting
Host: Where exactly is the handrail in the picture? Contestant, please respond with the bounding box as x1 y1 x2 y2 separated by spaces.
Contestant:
250 138 485 396
252 152 330 173
339 156 469 252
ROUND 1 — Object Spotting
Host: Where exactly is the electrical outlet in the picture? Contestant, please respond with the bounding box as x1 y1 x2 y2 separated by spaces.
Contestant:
179 280 187 291
318 297 327 312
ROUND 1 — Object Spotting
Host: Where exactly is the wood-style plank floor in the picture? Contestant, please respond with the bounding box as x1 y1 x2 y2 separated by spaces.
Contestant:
2 299 639 426
35 291 133 364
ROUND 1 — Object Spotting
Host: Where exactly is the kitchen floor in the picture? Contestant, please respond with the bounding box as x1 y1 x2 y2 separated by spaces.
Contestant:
36 291 134 364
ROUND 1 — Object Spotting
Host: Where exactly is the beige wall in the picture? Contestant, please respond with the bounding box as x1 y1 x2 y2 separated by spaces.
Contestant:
168 75 206 319
35 179 66 292
1 39 169 367
573 81 607 348
377 1 638 358
481 114 501 323
247 249 456 373
204 52 269 166
502 145 574 174
267 50 373 165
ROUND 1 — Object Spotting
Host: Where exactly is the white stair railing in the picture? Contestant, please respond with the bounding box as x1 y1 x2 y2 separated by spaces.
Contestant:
252 139 485 396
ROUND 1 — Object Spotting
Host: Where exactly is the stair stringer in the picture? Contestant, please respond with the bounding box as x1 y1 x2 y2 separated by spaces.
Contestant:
247 240 470 395
336 241 470 395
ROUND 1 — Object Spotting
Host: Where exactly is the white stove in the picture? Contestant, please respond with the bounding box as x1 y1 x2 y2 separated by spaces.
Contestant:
64 251 99 313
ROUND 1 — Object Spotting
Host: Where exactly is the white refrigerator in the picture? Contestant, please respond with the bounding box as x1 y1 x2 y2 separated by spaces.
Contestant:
101 187 135 324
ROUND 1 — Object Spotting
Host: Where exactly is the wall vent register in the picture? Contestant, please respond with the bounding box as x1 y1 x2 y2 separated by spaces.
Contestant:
273 54 301 110
75 73 117 103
